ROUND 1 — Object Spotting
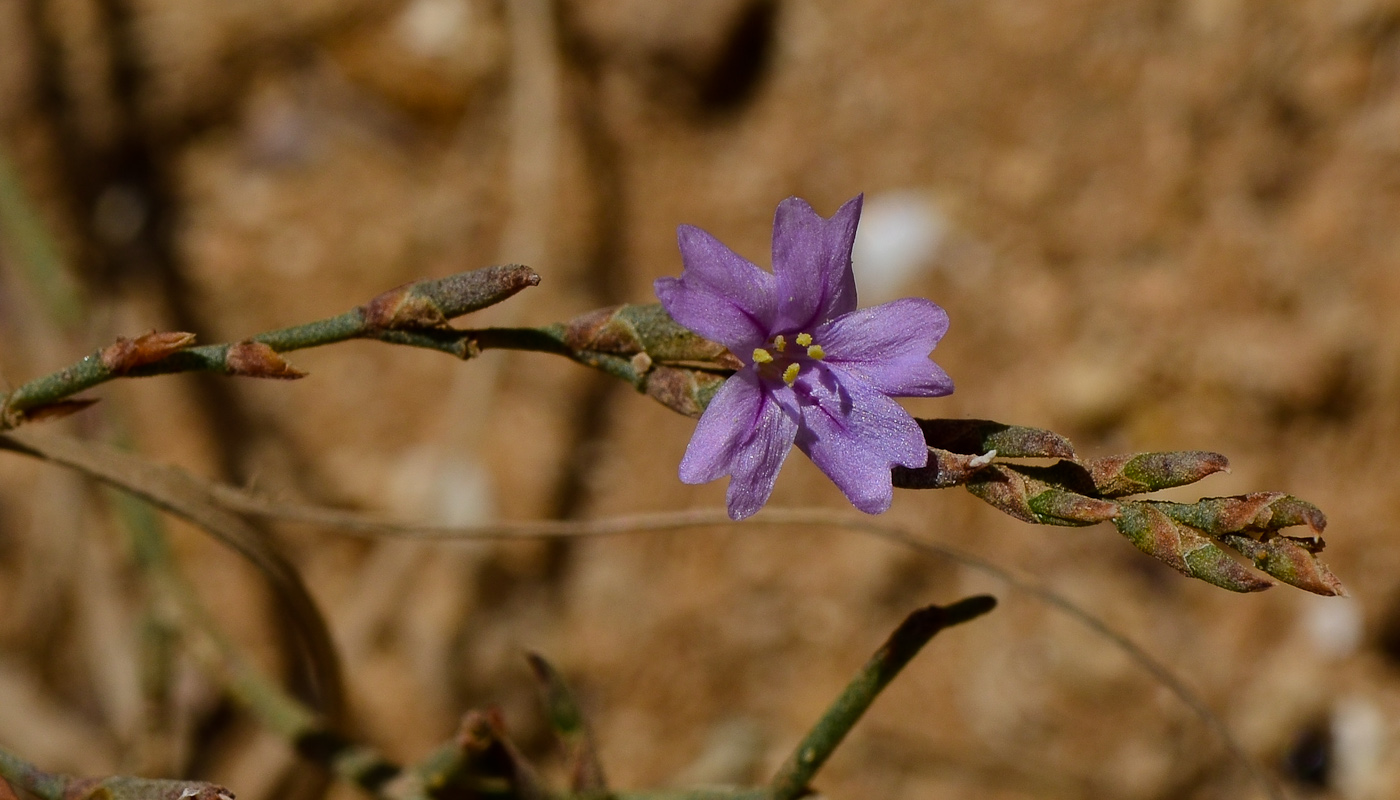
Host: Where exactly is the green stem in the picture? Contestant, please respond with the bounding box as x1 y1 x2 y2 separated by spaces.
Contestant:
768 596 997 800
0 265 555 424
0 316 569 420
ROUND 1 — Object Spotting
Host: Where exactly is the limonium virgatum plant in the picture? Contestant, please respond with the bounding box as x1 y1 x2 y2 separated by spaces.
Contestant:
656 195 953 519
0 193 1341 800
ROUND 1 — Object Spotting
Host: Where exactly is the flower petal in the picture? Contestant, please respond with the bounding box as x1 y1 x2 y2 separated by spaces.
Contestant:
816 297 953 397
789 366 927 514
772 195 862 331
726 387 800 520
679 372 799 520
678 370 764 484
656 225 777 350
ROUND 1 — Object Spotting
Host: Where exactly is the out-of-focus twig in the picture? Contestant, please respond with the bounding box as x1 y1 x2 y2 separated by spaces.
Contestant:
527 653 607 793
769 596 997 800
0 428 347 729
108 491 403 798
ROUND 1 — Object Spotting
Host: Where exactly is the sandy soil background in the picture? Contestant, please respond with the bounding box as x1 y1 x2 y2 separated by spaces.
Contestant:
3 1 1400 798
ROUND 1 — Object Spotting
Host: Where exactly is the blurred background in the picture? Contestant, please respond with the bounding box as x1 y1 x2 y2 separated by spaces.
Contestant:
2 0 1400 798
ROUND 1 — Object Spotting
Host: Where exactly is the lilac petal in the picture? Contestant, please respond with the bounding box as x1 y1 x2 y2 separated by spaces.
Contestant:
725 384 800 520
790 366 927 514
678 370 764 484
816 298 953 397
772 195 862 332
656 225 778 350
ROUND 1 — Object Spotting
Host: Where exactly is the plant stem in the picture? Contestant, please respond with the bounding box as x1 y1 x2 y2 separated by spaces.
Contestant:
0 267 554 424
768 596 997 800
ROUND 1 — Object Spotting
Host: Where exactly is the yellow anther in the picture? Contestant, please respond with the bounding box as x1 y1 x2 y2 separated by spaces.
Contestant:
782 363 800 385
807 344 825 360
795 332 813 347
752 348 774 364
772 334 787 352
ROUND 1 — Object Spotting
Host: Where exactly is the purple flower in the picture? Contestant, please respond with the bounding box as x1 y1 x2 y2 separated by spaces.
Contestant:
654 194 954 520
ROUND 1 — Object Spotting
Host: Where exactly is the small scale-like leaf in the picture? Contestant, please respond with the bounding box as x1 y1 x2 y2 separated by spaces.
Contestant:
100 331 197 375
1027 489 1120 526
965 462 1112 526
964 464 1037 523
224 341 306 380
643 365 727 418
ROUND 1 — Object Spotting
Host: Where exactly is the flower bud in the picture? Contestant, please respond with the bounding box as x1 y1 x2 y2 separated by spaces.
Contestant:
1148 493 1326 538
1113 503 1274 593
362 265 540 329
915 418 1076 459
1218 533 1345 596
1086 451 1229 498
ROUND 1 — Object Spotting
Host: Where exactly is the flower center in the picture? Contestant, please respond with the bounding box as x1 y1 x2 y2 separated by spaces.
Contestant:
751 331 826 385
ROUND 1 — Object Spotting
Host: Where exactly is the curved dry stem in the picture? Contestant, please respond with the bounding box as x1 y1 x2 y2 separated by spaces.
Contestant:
0 429 347 728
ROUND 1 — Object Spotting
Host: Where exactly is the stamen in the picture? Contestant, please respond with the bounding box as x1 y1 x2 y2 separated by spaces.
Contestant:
795 332 813 347
782 363 800 385
807 344 825 360
752 348 774 364
773 334 786 352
